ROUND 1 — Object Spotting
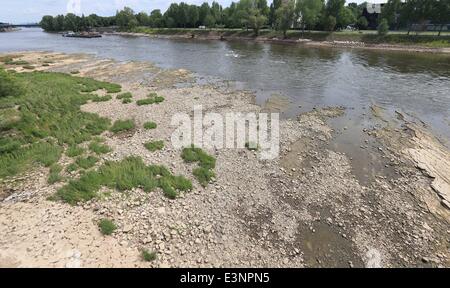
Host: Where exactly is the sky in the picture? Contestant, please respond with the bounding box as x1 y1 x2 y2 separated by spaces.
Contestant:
1 0 387 24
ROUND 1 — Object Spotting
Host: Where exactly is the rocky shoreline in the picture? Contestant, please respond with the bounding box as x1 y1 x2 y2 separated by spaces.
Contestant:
0 52 449 268
109 31 450 54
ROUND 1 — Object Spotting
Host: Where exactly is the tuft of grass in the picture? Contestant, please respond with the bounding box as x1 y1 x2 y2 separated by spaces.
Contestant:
75 156 98 169
141 249 157 262
122 98 132 104
91 95 112 102
66 145 85 157
98 219 117 235
181 146 216 186
110 119 135 134
136 93 165 106
116 92 132 100
66 163 78 173
143 121 157 130
89 141 111 155
54 156 191 204
48 164 63 184
144 140 164 152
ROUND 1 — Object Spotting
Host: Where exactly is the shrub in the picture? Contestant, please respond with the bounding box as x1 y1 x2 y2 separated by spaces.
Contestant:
110 119 135 134
193 167 216 187
122 98 132 104
143 121 157 130
141 249 157 262
378 18 389 36
144 140 164 152
98 219 117 235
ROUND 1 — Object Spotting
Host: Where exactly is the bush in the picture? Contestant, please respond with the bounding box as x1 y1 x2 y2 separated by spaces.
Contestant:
378 18 389 36
110 119 135 134
116 92 132 100
98 219 117 235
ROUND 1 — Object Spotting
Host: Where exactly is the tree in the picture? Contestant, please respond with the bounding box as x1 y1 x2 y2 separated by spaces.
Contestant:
357 16 368 30
275 0 296 38
64 13 80 32
377 18 389 35
247 8 267 36
432 0 450 36
40 16 54 31
149 10 163 27
381 0 402 29
337 6 356 28
323 15 337 31
204 13 216 29
136 12 150 26
187 5 200 27
269 0 283 27
325 0 345 18
296 0 325 32
199 3 211 26
116 7 137 30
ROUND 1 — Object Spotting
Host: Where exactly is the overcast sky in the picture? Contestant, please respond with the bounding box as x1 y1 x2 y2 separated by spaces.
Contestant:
1 0 387 24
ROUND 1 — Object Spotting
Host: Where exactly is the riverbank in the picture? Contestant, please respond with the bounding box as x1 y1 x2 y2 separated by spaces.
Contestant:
110 28 450 54
1 52 450 268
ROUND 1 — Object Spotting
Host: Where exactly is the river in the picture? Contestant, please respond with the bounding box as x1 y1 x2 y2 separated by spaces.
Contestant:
1 28 449 159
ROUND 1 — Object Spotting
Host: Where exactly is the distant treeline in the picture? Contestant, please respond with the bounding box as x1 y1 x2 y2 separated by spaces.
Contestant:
40 0 450 35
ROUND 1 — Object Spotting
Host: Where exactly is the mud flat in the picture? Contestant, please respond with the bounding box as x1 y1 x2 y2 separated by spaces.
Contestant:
0 52 449 268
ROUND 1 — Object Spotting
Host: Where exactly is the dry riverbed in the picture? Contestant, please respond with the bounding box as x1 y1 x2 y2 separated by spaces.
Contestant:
0 51 449 268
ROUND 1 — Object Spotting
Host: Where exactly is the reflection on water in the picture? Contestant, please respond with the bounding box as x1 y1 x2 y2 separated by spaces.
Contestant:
1 28 449 143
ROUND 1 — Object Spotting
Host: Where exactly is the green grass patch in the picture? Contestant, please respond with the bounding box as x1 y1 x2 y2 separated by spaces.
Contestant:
122 98 132 104
75 156 98 169
143 121 157 130
66 163 78 173
98 219 117 235
48 164 63 184
136 93 165 106
54 156 192 204
0 68 122 179
5 60 30 65
144 140 164 152
66 145 85 157
91 95 112 102
181 146 216 186
110 119 135 134
141 249 157 262
116 92 133 100
89 141 111 155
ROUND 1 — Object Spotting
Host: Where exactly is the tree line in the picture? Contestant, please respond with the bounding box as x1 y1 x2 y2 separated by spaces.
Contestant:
40 0 449 36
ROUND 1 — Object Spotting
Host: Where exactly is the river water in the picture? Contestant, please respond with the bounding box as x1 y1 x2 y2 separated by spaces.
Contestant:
1 28 450 172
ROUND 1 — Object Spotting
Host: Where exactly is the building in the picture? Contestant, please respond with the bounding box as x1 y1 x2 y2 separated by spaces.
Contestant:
362 3 386 29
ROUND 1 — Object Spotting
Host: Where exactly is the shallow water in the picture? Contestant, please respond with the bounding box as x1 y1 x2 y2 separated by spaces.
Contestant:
1 28 449 182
